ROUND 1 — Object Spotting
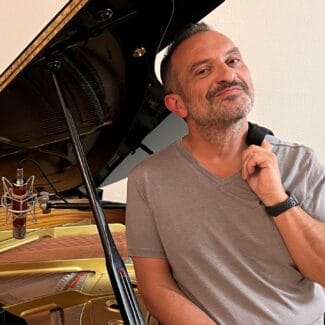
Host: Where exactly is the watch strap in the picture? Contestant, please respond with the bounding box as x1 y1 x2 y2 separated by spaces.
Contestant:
265 193 299 217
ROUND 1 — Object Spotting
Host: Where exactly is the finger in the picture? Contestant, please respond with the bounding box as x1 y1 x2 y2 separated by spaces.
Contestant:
246 160 258 178
242 151 273 180
242 149 255 180
242 140 271 164
242 152 257 180
242 145 258 163
241 146 262 174
242 156 259 180
261 139 272 151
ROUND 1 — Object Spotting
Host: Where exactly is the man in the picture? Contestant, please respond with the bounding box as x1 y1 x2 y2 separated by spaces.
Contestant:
126 22 325 324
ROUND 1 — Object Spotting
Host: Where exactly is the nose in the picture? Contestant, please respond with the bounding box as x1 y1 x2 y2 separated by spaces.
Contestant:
215 63 236 83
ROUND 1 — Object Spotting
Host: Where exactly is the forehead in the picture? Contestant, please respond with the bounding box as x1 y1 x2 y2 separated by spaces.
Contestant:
171 31 237 71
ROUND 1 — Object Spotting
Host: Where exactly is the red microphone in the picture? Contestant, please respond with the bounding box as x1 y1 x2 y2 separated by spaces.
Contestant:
1 166 37 239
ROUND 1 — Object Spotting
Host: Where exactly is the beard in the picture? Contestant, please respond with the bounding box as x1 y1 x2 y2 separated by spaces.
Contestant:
185 80 254 130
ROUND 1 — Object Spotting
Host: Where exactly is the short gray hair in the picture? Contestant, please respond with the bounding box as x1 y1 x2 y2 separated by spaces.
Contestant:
160 22 211 94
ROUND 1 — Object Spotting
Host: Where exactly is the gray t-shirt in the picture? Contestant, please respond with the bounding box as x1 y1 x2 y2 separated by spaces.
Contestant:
126 135 325 324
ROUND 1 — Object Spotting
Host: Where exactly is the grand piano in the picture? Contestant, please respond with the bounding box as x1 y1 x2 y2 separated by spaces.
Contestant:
0 0 224 323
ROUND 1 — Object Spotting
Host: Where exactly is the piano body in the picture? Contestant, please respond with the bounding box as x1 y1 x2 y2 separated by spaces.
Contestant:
0 0 224 323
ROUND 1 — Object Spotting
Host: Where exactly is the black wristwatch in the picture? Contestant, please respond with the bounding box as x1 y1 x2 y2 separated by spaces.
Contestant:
265 193 299 217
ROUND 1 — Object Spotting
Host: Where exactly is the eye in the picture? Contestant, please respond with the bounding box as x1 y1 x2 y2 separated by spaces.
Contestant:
194 66 212 78
226 57 241 67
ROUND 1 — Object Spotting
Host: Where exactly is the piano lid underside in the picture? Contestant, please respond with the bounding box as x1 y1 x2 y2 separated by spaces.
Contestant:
0 1 225 323
0 0 225 195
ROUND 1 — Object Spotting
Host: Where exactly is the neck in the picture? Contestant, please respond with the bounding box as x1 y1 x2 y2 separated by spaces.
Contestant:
182 119 249 177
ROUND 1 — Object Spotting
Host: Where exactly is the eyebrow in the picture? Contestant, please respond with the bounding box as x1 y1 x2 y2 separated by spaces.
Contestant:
189 46 241 73
226 47 241 56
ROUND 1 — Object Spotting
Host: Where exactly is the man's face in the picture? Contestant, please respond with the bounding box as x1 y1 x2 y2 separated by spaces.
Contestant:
169 31 254 129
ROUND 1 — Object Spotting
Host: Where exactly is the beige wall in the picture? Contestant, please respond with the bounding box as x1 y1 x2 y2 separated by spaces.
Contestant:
203 0 325 162
0 0 69 75
102 0 325 202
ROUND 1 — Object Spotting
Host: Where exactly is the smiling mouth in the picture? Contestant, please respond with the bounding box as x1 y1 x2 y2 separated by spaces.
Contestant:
208 86 243 100
207 79 250 101
217 86 243 96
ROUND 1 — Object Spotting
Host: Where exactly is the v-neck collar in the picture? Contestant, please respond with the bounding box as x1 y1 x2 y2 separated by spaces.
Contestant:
175 139 242 185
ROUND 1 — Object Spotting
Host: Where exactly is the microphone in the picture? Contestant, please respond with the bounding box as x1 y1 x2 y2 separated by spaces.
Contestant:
1 166 37 239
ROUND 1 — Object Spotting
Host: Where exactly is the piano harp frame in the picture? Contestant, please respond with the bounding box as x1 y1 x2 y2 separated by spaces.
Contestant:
0 220 148 324
1 257 145 324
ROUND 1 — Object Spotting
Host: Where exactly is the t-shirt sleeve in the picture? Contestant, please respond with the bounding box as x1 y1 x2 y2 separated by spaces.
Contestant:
303 151 325 222
125 168 166 258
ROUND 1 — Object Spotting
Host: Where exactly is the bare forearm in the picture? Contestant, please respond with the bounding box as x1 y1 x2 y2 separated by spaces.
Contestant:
132 257 216 324
273 206 325 286
241 141 325 286
140 285 215 325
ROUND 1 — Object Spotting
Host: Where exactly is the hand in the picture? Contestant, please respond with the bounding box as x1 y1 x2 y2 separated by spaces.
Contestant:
241 140 287 206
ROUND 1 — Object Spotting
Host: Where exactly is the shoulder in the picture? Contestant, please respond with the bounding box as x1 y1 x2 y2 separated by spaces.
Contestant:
266 135 325 201
128 140 182 181
266 134 315 165
267 135 325 221
266 134 320 185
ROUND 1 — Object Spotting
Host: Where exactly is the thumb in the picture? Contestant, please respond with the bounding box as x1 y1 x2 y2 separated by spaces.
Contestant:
261 139 272 151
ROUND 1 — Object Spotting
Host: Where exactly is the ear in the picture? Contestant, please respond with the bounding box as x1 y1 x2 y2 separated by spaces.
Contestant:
164 93 188 118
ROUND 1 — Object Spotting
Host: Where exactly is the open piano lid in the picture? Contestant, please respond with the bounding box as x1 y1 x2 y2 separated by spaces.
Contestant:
0 1 225 323
0 0 225 195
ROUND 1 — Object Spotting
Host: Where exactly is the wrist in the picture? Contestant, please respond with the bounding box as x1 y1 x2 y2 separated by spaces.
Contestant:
262 192 288 207
264 192 299 217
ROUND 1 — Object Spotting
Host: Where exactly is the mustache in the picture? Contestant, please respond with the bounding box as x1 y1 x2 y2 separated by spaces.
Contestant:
206 80 250 100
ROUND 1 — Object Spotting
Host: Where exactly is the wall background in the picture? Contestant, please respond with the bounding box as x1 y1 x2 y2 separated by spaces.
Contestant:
103 0 325 202
204 0 325 159
1 1 323 202
0 0 68 75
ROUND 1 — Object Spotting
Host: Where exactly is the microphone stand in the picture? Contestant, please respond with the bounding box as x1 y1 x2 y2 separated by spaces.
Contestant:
46 59 144 325
42 200 126 211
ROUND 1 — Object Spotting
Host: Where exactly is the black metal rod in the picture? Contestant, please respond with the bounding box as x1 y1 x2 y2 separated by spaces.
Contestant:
50 65 144 325
47 201 125 210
